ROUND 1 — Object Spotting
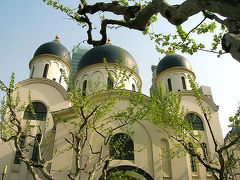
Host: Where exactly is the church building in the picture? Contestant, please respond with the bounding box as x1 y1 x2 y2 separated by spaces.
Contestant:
0 36 226 180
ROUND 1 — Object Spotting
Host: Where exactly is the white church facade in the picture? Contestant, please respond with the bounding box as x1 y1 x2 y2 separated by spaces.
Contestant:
0 36 229 180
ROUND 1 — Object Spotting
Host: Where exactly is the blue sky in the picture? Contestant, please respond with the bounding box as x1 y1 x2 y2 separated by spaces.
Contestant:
1 0 240 136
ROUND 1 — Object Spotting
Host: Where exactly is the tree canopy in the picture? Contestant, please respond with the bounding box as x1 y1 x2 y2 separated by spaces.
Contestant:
44 0 240 62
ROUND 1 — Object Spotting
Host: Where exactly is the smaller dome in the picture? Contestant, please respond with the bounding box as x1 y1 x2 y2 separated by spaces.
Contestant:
77 44 139 73
156 54 192 75
33 38 71 63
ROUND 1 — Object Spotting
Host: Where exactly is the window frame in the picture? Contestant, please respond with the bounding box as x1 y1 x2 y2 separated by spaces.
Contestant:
43 64 49 78
59 68 63 83
30 66 35 78
31 134 42 163
186 113 204 131
132 84 136 91
190 155 197 172
181 76 186 90
167 78 172 92
107 76 114 89
82 80 87 96
23 102 47 121
109 133 134 160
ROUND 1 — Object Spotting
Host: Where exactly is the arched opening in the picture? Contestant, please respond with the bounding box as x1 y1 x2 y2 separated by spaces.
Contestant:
132 84 136 91
107 76 114 89
31 134 42 163
202 142 210 171
30 66 35 78
167 78 172 92
99 165 154 180
23 102 47 121
43 64 49 78
82 80 87 96
186 113 204 131
181 76 186 90
59 68 63 83
109 133 134 160
190 155 197 172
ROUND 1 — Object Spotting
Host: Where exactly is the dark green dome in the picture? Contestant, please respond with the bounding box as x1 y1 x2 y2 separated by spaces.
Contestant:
156 54 192 75
33 39 71 63
77 44 139 73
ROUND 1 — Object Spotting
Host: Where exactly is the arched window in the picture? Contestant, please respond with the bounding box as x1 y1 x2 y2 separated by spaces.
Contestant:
82 80 87 96
107 77 114 89
167 78 172 92
190 155 197 172
101 165 154 180
59 68 63 83
43 64 49 78
32 134 42 163
202 142 210 171
132 84 136 91
109 133 134 160
181 76 186 90
202 143 208 159
30 66 35 78
23 102 47 121
186 113 204 131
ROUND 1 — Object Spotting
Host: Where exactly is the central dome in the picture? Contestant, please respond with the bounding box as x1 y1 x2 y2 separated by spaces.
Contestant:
77 44 139 73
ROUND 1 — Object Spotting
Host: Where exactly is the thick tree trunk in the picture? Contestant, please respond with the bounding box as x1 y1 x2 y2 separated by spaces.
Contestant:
222 33 240 62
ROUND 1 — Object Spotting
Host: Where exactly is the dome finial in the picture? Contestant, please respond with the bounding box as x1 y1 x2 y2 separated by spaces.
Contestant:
107 38 111 44
55 35 60 40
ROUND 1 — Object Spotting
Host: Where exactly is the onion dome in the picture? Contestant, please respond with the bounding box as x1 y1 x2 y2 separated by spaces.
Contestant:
77 43 139 73
156 54 192 75
33 36 71 62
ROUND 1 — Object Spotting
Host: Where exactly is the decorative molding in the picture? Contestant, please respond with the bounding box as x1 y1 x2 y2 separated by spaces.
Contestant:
155 67 196 85
29 54 72 77
181 90 219 112
17 78 69 100
73 63 142 87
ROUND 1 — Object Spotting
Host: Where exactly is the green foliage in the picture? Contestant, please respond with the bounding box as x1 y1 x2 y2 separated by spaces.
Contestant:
148 81 214 159
109 133 133 160
118 0 129 6
196 22 216 34
149 21 227 57
42 0 85 26
116 0 150 6
107 170 139 180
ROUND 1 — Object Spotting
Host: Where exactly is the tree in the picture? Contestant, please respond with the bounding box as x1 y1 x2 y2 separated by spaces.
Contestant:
44 0 240 62
0 63 146 180
147 78 240 180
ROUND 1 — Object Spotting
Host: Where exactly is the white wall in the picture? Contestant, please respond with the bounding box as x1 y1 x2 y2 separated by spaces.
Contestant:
29 56 71 90
155 67 195 93
73 64 141 94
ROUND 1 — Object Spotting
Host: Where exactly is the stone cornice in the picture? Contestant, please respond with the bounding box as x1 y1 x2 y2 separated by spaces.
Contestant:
180 90 219 112
17 78 69 100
